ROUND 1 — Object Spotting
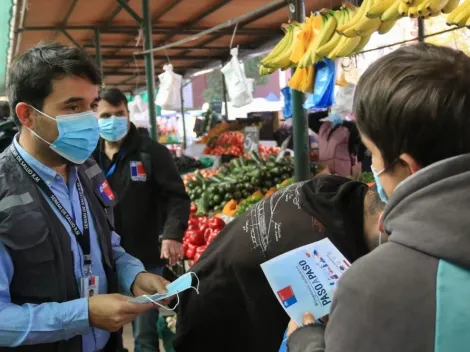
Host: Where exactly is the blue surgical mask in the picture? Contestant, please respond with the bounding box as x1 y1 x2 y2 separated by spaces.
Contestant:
98 116 128 142
28 106 100 164
371 166 388 203
128 272 200 310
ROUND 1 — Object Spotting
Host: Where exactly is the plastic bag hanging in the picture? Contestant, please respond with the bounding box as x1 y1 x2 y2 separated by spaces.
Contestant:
281 87 292 119
155 64 183 110
221 47 253 108
303 59 336 110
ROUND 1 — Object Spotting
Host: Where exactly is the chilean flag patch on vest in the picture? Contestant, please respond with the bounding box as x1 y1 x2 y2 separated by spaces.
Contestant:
130 161 147 182
98 179 115 204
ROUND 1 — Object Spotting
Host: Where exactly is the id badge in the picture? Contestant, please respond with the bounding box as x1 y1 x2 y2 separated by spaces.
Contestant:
80 275 99 298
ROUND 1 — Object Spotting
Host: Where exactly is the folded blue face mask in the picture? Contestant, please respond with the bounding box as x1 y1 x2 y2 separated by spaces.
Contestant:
99 116 128 142
129 272 200 310
28 106 100 164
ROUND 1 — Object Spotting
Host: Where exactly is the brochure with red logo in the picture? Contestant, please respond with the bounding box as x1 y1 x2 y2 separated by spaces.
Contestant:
261 238 350 325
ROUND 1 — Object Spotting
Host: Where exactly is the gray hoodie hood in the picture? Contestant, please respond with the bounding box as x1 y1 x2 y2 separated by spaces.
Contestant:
383 153 470 270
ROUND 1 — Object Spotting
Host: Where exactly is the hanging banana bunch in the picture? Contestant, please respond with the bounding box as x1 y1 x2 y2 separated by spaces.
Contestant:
447 0 470 26
259 23 303 74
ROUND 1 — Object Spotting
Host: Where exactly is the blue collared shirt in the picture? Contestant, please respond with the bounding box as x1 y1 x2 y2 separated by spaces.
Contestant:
0 138 145 350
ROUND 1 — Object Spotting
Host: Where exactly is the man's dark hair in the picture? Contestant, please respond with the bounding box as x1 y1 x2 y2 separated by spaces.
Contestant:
99 87 128 110
0 102 10 120
7 41 101 126
354 43 470 168
365 185 385 216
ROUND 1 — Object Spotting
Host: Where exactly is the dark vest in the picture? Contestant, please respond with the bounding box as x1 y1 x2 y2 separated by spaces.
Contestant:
0 147 118 351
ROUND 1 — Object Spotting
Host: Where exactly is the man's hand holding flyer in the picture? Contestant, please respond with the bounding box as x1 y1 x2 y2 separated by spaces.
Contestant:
261 238 350 325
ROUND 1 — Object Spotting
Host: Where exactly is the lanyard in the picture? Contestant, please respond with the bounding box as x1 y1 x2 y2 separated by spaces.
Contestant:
100 149 125 178
11 144 92 265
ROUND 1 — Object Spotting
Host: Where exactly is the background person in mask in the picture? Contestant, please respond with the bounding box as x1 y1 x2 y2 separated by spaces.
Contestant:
174 175 385 352
0 42 170 352
93 87 190 352
286 43 470 352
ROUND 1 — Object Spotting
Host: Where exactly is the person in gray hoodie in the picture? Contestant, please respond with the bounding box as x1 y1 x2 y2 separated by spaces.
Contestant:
286 43 470 352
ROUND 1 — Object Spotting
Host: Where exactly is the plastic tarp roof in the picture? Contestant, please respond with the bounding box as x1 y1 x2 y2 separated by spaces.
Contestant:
0 1 13 95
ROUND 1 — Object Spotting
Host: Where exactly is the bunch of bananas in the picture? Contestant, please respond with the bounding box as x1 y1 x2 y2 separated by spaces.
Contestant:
259 23 302 74
447 0 470 26
288 13 322 93
367 0 458 20
323 2 379 60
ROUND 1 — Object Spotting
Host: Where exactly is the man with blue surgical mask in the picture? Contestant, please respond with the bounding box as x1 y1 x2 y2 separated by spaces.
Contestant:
0 42 171 352
93 88 190 352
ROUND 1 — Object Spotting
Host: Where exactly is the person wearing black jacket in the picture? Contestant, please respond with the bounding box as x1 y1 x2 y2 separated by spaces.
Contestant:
174 175 385 352
93 88 190 352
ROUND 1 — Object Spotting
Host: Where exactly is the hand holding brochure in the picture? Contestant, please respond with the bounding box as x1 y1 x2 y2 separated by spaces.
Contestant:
261 238 350 325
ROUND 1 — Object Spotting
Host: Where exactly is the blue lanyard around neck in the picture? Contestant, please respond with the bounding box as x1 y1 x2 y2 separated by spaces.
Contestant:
101 149 125 178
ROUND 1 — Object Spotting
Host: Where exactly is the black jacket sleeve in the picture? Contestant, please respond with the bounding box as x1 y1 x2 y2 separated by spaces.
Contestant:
151 144 190 241
287 324 326 352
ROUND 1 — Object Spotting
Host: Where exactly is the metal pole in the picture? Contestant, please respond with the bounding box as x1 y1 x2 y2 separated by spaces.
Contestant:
180 83 187 149
142 0 158 140
289 0 309 182
94 29 102 76
134 0 286 55
417 18 425 42
222 70 229 121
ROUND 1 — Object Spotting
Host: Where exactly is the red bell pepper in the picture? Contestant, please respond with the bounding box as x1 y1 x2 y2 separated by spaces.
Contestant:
198 216 209 225
207 229 220 244
188 215 199 228
187 229 205 246
199 223 208 234
185 243 197 259
207 217 225 231
203 228 214 243
190 203 198 214
196 245 207 255
193 252 201 262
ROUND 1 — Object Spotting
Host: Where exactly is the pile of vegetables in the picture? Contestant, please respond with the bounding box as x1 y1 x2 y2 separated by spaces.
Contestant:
258 145 281 159
186 151 297 216
203 131 244 157
182 168 220 187
183 213 226 261
202 131 283 159
197 122 230 144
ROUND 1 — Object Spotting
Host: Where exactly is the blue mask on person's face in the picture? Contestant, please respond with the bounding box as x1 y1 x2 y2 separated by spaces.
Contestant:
371 166 388 203
98 116 128 142
28 106 100 164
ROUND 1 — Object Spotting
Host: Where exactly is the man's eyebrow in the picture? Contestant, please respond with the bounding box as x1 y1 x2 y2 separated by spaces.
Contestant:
62 97 84 105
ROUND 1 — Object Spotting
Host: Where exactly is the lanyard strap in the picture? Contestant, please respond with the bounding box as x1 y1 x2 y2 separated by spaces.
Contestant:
11 144 92 265
100 149 125 178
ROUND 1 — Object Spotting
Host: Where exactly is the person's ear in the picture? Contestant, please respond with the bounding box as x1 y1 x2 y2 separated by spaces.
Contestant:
15 103 34 129
399 153 421 175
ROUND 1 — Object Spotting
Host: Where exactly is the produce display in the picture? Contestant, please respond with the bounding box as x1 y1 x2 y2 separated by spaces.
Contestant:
202 130 281 158
182 168 220 186
203 131 244 157
186 152 298 215
197 122 230 145
183 213 226 262
260 0 461 92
